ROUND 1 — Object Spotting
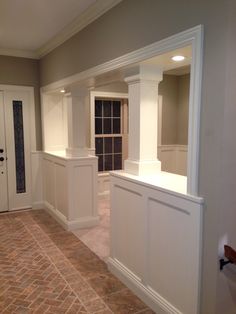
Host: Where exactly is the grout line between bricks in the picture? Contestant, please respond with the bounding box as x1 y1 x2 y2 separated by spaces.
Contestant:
22 218 112 314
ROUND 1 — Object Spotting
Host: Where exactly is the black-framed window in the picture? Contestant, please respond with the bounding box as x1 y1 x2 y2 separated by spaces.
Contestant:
95 99 123 172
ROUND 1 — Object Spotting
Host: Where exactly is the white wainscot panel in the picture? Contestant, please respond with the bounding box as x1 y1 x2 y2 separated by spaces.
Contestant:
98 173 110 198
31 151 43 209
108 172 203 314
43 158 55 209
147 195 201 314
55 163 68 217
42 152 99 230
72 165 94 219
158 145 188 176
112 184 145 280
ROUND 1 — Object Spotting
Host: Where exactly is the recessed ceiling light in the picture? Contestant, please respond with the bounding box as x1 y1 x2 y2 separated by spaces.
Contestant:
60 88 65 93
171 55 185 62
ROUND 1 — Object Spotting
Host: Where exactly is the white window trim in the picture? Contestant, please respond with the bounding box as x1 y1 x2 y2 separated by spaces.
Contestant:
41 25 203 196
89 91 128 150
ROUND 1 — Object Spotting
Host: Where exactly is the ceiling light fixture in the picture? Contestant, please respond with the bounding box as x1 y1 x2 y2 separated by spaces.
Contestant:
60 88 65 93
171 55 185 62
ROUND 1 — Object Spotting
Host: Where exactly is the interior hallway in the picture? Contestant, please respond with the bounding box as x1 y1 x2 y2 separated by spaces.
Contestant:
73 198 110 262
0 209 154 314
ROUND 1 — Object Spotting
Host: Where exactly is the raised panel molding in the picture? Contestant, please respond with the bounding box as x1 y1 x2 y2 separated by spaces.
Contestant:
158 145 188 176
108 172 203 314
42 152 99 230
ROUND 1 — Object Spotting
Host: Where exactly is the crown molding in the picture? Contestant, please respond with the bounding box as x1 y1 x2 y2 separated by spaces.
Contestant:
37 0 123 58
0 0 122 60
0 48 39 59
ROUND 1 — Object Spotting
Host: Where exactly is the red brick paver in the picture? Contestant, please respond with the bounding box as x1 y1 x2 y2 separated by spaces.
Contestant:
0 210 154 313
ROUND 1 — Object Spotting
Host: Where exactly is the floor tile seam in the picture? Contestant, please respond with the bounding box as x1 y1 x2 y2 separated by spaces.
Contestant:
24 221 115 309
135 309 154 314
64 296 77 314
23 222 111 314
22 215 117 313
0 222 45 311
99 287 128 300
19 223 80 311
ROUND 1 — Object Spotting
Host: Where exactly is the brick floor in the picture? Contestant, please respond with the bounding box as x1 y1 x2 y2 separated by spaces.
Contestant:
0 210 155 313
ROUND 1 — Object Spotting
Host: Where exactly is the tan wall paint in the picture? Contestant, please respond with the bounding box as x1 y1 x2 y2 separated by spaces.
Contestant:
0 56 41 149
160 74 189 146
159 75 178 145
39 0 235 313
216 2 236 313
177 74 189 145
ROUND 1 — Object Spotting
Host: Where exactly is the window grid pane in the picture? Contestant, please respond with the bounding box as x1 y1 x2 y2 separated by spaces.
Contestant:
95 99 123 172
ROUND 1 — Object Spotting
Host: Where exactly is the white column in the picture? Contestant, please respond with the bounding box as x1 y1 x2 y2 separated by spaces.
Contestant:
65 89 89 157
124 65 163 176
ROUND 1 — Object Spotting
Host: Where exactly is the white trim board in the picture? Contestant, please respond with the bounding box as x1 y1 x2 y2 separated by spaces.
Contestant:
37 0 123 58
44 201 99 231
0 85 36 152
108 258 181 314
0 0 123 59
41 25 203 196
90 91 128 149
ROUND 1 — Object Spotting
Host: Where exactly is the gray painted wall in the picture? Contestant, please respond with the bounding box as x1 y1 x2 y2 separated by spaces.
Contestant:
177 74 189 145
159 75 179 145
0 56 41 149
39 1 235 312
160 74 189 146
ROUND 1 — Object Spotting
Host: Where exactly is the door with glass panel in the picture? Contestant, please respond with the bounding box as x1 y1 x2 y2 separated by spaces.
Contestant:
0 92 8 212
0 90 32 212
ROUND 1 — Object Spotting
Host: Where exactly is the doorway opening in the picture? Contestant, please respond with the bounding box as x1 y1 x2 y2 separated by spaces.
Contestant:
40 26 203 261
73 47 192 261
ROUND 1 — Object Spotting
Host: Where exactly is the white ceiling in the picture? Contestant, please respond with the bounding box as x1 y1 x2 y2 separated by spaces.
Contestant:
0 0 122 58
141 45 192 71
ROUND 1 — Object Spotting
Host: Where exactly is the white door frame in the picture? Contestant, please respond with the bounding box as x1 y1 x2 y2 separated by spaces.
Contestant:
0 85 36 152
41 25 203 196
0 85 36 210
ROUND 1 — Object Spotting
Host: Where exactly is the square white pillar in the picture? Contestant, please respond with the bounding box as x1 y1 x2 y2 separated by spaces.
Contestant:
65 89 89 157
124 65 163 176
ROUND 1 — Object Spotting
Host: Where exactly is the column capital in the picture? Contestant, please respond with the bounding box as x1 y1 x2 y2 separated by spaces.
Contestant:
124 64 163 84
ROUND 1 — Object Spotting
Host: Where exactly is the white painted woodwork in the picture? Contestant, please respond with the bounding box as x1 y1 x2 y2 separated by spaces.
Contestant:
0 92 8 212
108 172 203 314
98 173 110 198
31 151 43 209
89 91 129 150
158 145 188 176
97 146 188 198
65 90 89 157
124 65 163 175
4 90 33 211
42 151 99 230
41 25 203 196
41 93 68 151
0 86 36 212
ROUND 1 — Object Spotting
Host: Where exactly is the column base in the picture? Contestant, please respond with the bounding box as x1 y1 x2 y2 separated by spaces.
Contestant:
66 147 89 157
124 159 161 176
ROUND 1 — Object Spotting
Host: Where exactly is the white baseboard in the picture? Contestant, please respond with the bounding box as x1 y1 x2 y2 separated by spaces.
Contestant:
98 191 110 200
32 201 44 210
8 206 32 211
108 258 182 314
44 201 99 231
